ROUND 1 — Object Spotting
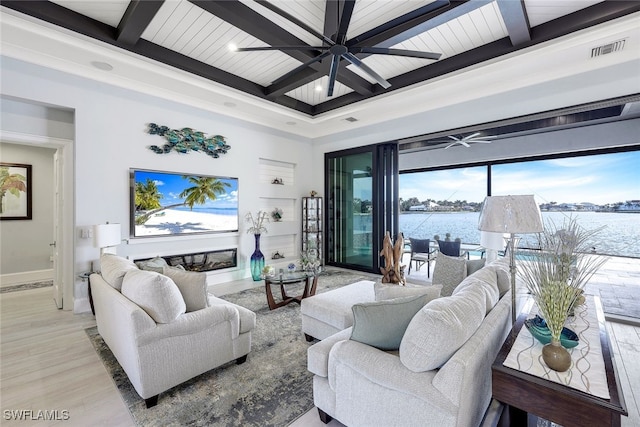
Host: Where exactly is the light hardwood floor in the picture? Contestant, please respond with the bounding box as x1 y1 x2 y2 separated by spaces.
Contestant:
2 286 638 427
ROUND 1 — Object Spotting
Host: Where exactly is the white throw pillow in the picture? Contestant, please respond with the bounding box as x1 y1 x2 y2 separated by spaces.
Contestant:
399 285 486 372
488 259 511 297
432 254 467 297
374 281 442 302
162 266 209 312
453 267 500 314
100 253 138 291
121 269 186 323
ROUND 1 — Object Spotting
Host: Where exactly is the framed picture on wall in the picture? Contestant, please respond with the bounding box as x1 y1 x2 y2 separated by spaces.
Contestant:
0 162 32 220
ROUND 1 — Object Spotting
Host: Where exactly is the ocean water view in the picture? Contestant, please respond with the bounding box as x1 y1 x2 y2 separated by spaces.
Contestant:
399 211 640 258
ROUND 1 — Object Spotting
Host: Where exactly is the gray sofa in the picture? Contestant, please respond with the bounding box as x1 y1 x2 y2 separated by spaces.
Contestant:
307 260 513 427
91 254 256 407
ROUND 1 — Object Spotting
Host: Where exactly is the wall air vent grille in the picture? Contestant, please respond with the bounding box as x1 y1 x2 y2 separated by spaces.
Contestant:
591 39 626 58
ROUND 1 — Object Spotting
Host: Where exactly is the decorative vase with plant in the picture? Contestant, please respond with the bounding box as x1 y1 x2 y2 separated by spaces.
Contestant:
246 210 269 281
519 216 607 372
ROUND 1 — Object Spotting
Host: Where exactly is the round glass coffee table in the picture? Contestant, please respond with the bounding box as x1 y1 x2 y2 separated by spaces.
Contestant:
263 271 319 310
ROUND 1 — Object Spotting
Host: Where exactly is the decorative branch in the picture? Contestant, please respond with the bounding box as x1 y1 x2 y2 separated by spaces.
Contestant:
146 123 230 158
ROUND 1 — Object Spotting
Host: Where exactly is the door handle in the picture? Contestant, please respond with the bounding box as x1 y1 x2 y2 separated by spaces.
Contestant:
50 242 56 247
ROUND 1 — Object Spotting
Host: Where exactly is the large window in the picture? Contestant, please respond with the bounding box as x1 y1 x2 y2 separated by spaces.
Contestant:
400 149 640 258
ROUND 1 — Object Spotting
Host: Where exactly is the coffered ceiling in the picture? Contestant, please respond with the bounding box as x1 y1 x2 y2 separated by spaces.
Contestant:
1 1 639 141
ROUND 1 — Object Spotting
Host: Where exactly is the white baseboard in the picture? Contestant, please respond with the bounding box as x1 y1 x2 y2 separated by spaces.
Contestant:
0 269 53 287
74 296 91 314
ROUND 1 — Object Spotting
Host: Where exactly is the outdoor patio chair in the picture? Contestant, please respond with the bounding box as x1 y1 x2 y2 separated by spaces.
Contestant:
408 238 437 276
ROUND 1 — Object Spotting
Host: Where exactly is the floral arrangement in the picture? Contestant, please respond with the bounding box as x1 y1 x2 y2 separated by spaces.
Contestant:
271 207 283 222
518 216 607 341
245 210 269 234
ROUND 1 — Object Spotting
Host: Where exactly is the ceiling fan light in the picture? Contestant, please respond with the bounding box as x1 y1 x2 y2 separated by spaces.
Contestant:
228 43 238 52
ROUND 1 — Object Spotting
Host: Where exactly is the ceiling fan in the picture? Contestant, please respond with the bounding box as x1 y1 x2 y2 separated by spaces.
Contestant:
442 132 494 149
233 0 442 97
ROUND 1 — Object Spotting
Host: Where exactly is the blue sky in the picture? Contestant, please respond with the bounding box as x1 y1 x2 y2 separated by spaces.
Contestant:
399 151 639 205
134 170 238 208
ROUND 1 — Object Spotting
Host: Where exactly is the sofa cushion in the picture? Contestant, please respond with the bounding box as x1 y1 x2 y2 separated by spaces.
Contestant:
135 256 168 273
350 294 430 351
466 258 486 275
452 267 500 314
432 254 467 297
374 281 442 301
100 253 138 291
121 269 186 324
162 266 209 312
399 285 487 372
488 259 511 297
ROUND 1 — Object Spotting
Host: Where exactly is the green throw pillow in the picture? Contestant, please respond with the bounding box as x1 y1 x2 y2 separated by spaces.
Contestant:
350 294 429 351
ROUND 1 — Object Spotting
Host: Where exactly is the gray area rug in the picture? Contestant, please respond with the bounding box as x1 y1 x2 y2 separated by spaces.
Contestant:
86 270 371 426
0 280 53 293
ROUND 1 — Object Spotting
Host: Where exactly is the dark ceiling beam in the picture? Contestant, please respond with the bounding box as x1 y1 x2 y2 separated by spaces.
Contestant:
496 0 531 46
314 0 640 114
193 0 374 97
0 0 314 114
116 0 164 45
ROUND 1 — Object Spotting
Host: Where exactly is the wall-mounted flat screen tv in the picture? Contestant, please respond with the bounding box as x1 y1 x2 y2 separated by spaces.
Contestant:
130 169 239 238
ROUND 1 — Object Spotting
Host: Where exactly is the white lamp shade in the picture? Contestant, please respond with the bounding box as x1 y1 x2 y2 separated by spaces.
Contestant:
480 231 505 250
94 223 122 248
478 195 543 234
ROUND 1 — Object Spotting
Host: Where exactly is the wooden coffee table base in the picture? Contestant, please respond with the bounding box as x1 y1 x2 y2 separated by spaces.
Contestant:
265 275 318 310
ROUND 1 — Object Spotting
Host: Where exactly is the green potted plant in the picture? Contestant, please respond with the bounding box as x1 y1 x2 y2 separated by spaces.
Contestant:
518 216 607 371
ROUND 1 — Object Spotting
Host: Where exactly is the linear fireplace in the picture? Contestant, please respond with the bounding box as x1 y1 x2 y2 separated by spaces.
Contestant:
136 249 237 272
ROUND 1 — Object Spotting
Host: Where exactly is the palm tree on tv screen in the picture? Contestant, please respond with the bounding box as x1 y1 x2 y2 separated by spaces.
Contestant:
135 176 230 225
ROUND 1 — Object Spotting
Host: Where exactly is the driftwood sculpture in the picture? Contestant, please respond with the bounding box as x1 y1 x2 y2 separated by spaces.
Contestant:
380 231 405 285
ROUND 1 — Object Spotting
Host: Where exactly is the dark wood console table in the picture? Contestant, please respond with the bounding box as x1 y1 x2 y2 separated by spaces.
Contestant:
492 296 627 427
264 272 318 310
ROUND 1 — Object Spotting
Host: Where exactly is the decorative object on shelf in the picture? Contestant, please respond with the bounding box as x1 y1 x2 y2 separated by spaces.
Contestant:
271 177 284 185
379 231 405 285
302 196 323 269
250 234 264 281
478 195 544 323
288 263 296 273
310 190 318 197
271 207 283 222
146 123 230 158
272 251 284 260
518 216 608 372
0 162 32 220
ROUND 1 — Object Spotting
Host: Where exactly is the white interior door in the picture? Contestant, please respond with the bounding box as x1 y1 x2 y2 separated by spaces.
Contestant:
52 149 63 308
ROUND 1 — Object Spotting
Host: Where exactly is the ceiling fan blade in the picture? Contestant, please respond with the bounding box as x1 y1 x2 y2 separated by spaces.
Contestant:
327 55 341 97
336 0 356 44
255 0 335 46
271 51 331 85
235 46 327 52
448 135 461 141
460 141 471 147
342 52 391 89
355 47 441 61
465 132 482 140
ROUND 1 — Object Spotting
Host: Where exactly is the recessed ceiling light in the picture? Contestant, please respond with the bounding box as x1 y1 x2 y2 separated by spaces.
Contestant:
228 43 238 52
223 102 237 108
90 61 113 71
286 121 296 126
315 86 323 92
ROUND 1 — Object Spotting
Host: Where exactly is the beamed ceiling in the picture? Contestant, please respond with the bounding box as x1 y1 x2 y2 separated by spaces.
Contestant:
3 0 640 116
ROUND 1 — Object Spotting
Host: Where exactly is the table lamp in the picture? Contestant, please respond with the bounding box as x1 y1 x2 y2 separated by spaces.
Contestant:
478 195 543 323
480 231 505 263
94 222 122 255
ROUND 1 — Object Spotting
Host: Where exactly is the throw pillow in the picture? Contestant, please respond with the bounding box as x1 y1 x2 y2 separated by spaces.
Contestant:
399 285 487 372
431 254 467 297
121 269 186 323
452 267 500 314
100 253 138 291
350 294 430 351
466 258 486 276
374 281 442 302
135 256 168 273
488 259 511 297
162 266 209 312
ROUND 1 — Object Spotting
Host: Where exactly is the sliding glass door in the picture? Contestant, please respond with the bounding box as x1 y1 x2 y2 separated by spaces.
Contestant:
326 144 398 272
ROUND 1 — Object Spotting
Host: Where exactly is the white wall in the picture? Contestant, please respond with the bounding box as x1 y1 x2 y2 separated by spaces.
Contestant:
0 143 55 280
1 57 312 312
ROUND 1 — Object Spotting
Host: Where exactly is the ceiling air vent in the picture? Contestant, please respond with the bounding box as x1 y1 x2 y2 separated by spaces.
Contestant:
344 117 358 122
591 39 626 58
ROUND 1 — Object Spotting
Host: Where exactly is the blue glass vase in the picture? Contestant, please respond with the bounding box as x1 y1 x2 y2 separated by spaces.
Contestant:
250 234 265 281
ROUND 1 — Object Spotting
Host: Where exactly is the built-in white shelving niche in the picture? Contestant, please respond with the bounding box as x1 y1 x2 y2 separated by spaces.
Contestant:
261 234 297 268
259 197 296 228
259 158 295 186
